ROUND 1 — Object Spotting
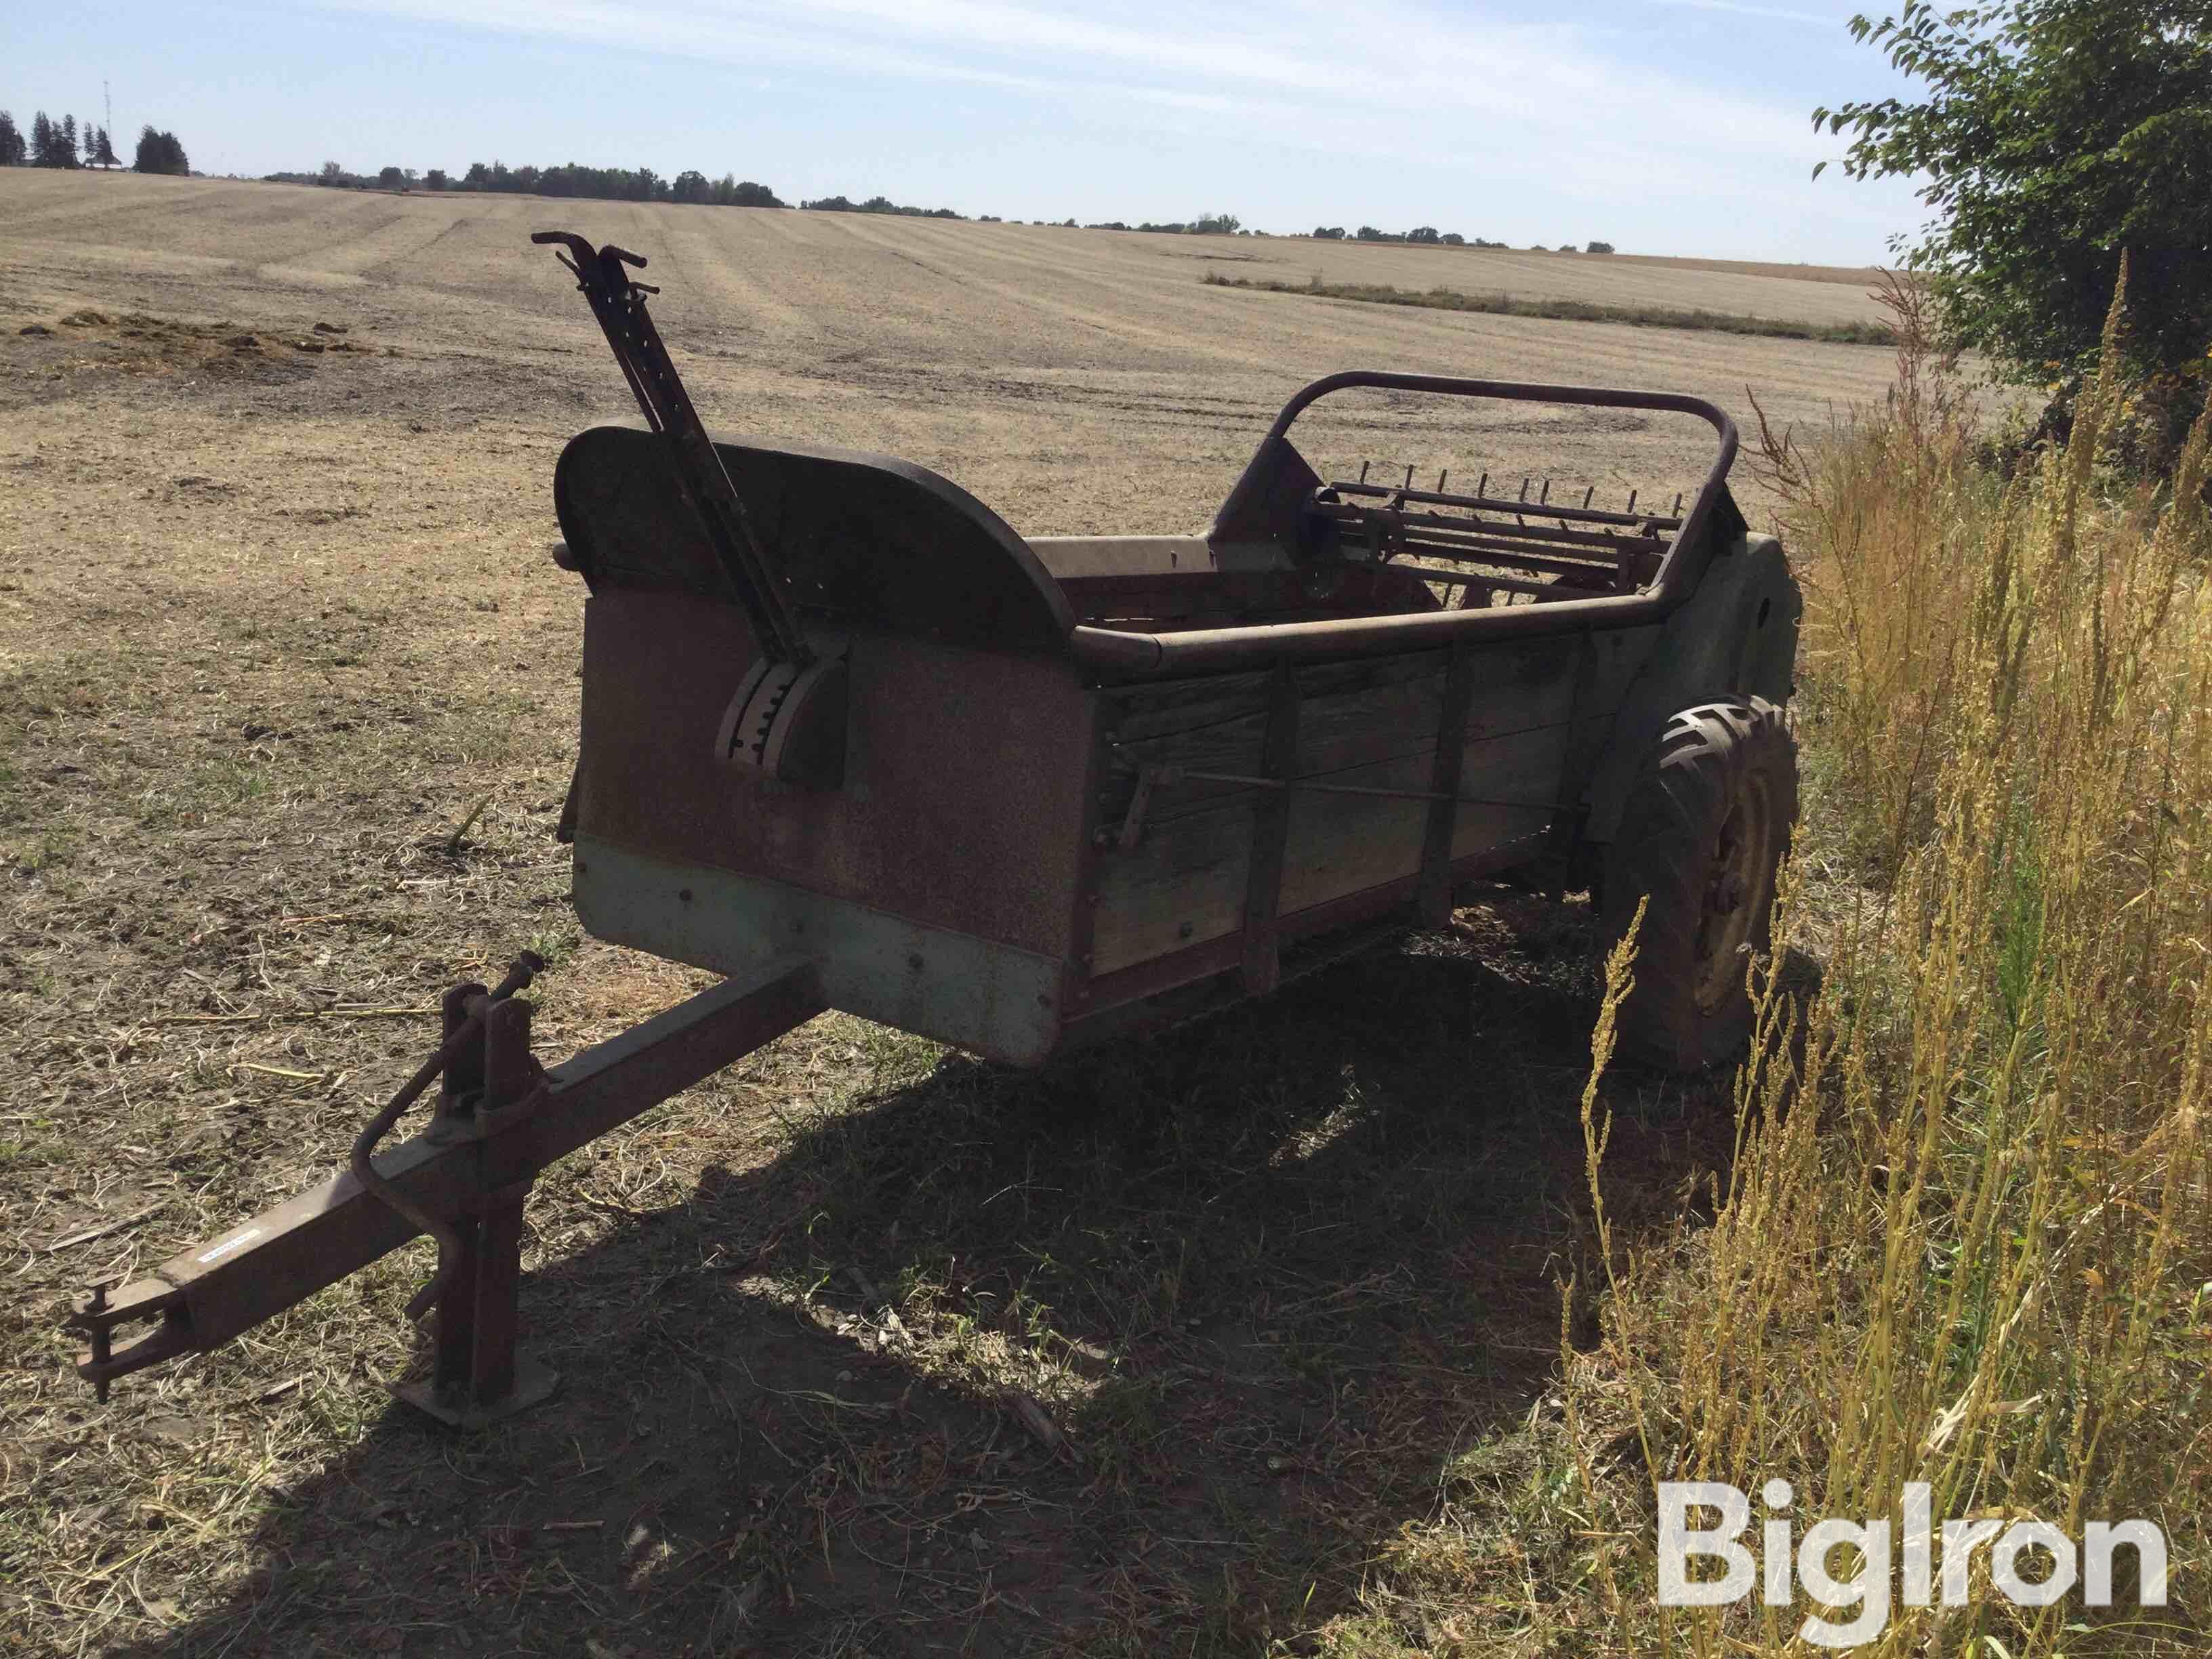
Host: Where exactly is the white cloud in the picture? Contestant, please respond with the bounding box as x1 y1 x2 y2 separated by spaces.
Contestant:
327 0 1830 157
310 0 1910 252
1641 0 1837 23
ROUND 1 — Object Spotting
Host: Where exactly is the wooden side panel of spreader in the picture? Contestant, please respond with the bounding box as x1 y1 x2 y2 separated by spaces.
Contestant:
1088 632 1652 979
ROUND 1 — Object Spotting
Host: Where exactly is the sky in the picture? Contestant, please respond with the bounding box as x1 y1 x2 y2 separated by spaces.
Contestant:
1 0 1933 263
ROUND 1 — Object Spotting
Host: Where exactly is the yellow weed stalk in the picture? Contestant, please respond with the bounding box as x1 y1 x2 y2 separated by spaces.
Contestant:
1576 262 2211 1655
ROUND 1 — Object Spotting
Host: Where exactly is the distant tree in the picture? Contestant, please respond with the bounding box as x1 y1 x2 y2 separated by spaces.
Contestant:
318 160 344 186
424 167 447 190
1585 240 1616 254
1820 0 2212 392
670 169 709 203
802 191 960 218
89 125 119 167
133 126 189 174
1407 225 1441 244
1313 225 1345 239
377 165 405 189
1189 210 1241 234
60 115 79 165
0 112 22 167
1440 231 1465 245
31 112 62 167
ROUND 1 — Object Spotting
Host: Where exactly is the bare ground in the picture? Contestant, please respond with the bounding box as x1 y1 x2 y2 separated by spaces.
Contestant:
1 173 1851 1657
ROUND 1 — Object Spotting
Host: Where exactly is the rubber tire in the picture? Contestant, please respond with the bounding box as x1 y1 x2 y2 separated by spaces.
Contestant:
1599 697 1797 1072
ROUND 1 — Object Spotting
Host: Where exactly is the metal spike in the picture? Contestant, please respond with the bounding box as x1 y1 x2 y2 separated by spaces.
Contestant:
1538 478 1551 506
1626 488 1637 514
1437 469 1448 492
1359 460 1371 483
1404 464 1416 490
1518 477 1529 501
1581 486 1594 509
1673 491 1684 516
1476 472 1488 497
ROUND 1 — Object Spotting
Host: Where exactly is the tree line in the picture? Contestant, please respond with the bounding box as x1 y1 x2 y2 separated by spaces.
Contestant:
1313 225 1615 253
11 122 1631 262
268 159 785 207
0 109 190 173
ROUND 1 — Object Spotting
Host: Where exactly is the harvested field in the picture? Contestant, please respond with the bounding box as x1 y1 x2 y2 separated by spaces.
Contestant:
5 171 1877 1657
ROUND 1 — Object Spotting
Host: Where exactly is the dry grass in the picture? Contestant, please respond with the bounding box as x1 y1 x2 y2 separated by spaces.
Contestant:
1323 270 2211 1657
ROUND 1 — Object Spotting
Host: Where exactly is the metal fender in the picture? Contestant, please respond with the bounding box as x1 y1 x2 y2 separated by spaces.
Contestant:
1581 533 1800 844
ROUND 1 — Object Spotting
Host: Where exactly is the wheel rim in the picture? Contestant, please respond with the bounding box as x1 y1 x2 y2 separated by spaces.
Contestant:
1690 773 1771 1015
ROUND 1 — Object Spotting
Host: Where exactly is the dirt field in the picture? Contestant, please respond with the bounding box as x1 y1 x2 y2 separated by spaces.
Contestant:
4 171 1872 1658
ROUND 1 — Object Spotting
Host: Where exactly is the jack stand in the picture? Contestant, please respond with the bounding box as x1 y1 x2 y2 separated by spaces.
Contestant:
393 989 559 1427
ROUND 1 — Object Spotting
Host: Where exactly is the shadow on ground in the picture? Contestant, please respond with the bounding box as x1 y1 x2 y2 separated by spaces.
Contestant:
109 895 1741 1659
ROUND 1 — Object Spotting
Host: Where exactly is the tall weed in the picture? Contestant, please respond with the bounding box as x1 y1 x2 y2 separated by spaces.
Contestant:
1570 262 2212 1655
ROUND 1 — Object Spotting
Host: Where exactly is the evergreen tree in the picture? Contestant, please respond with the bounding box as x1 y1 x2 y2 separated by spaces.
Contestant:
30 111 56 166
133 126 190 176
0 111 23 167
59 115 79 167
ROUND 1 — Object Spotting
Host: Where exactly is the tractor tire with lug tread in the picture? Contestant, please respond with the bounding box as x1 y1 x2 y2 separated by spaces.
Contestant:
1599 697 1797 1072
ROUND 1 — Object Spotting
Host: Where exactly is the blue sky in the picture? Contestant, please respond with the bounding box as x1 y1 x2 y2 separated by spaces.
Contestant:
2 1 1930 262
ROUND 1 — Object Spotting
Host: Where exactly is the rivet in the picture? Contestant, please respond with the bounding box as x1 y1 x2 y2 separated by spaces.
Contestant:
678 888 693 903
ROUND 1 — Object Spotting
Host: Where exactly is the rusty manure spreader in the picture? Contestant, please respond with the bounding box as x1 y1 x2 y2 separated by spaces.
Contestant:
71 232 1801 1427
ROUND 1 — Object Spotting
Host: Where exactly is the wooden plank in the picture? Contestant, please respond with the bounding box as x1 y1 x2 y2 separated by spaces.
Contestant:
1092 724 1570 974
1105 637 1573 825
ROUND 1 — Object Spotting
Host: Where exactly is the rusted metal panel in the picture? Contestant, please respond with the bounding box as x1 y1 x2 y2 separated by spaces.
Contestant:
577 594 1092 961
1240 665 1301 996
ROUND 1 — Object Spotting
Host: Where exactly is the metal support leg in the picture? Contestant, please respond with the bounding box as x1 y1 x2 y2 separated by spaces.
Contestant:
395 996 558 1429
70 959 827 1408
